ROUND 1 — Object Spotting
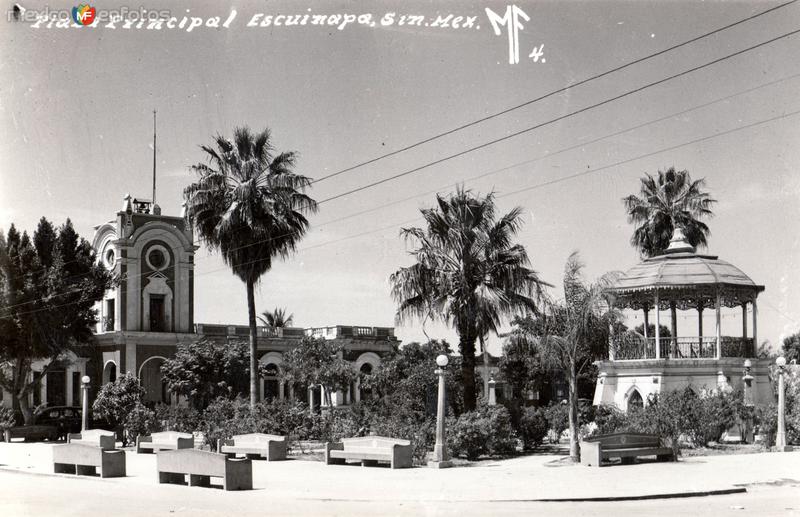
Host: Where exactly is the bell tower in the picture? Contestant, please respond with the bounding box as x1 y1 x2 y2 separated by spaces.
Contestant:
92 194 196 334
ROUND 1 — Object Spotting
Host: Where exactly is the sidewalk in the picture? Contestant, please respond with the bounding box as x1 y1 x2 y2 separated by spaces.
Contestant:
1 442 797 502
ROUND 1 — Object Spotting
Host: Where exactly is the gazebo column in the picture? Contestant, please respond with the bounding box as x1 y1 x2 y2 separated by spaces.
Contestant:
670 301 678 357
752 298 758 357
697 307 704 338
742 302 748 339
715 292 722 360
654 291 661 359
698 306 704 356
642 305 649 338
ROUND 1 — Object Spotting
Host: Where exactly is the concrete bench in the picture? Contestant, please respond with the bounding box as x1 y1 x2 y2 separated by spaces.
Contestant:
325 436 413 469
580 432 675 467
136 431 194 453
217 433 287 461
53 442 126 478
157 449 252 491
67 429 117 450
3 425 58 443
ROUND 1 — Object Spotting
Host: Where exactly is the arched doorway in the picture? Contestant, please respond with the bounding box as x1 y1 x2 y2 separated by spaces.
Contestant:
139 357 168 404
627 389 644 411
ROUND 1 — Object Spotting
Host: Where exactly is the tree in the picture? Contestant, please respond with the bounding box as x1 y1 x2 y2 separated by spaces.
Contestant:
364 340 466 416
782 331 800 364
184 126 317 408
508 252 617 461
0 218 112 424
160 339 250 410
390 188 548 411
279 337 357 408
92 372 147 445
623 167 716 257
258 307 293 328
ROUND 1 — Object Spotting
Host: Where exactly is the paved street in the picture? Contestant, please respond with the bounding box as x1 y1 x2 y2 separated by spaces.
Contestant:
1 443 798 515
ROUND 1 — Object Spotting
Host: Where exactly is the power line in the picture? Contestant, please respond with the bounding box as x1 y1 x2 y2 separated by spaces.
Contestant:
4 107 797 320
315 28 800 205
4 71 796 316
311 0 798 185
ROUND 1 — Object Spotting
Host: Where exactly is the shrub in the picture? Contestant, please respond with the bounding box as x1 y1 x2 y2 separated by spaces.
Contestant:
448 404 517 460
518 407 548 449
544 403 569 441
154 404 201 433
690 390 738 446
199 397 251 448
92 373 147 445
592 404 629 436
124 402 158 444
0 406 15 434
361 399 437 464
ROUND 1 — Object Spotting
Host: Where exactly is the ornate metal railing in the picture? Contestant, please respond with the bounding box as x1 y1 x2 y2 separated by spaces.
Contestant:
102 316 115 332
612 335 754 360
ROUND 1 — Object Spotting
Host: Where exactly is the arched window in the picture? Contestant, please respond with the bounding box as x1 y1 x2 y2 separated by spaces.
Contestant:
628 389 644 411
263 363 280 402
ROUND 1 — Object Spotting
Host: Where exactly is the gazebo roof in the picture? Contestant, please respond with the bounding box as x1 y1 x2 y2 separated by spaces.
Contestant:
609 229 764 309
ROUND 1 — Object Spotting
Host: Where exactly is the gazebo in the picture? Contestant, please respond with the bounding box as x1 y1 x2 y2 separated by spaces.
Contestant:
594 229 772 413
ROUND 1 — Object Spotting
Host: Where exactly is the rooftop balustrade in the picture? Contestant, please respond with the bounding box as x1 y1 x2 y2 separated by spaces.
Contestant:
193 323 396 341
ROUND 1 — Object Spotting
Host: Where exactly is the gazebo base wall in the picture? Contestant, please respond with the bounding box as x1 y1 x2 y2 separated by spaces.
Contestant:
593 358 773 411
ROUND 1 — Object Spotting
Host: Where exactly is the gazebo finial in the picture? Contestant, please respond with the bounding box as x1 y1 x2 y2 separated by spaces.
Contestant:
664 226 695 254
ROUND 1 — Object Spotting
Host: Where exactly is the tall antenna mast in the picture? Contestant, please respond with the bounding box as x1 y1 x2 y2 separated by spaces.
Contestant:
152 109 157 206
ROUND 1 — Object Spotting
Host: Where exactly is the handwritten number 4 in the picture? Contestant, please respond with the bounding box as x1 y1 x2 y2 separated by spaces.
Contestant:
529 44 545 63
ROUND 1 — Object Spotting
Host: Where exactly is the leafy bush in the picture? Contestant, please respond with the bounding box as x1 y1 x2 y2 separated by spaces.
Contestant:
92 373 147 445
448 404 517 460
518 407 548 449
689 390 738 446
544 403 569 440
154 404 201 433
0 406 15 434
124 402 158 444
592 404 629 436
199 397 252 448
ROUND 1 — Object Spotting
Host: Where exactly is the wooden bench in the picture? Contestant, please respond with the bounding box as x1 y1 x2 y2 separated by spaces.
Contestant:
3 425 58 443
325 436 413 469
136 431 194 453
580 432 675 467
217 433 287 461
157 449 252 491
53 442 126 478
67 429 117 450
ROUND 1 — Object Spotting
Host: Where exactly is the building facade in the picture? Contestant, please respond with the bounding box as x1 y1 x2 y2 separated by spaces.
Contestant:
0 196 398 410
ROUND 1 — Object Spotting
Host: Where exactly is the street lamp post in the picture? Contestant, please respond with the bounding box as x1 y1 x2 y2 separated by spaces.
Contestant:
81 375 91 432
742 359 754 443
774 356 793 452
428 354 452 469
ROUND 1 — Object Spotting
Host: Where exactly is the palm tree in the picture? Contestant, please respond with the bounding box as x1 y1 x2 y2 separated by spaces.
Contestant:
623 167 716 257
510 252 619 461
184 126 317 408
258 307 294 328
390 187 549 411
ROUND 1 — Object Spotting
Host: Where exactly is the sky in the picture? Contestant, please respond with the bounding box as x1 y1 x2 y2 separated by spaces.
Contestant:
1 0 799 356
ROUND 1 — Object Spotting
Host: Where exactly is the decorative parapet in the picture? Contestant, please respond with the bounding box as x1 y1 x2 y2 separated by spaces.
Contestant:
193 323 397 341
